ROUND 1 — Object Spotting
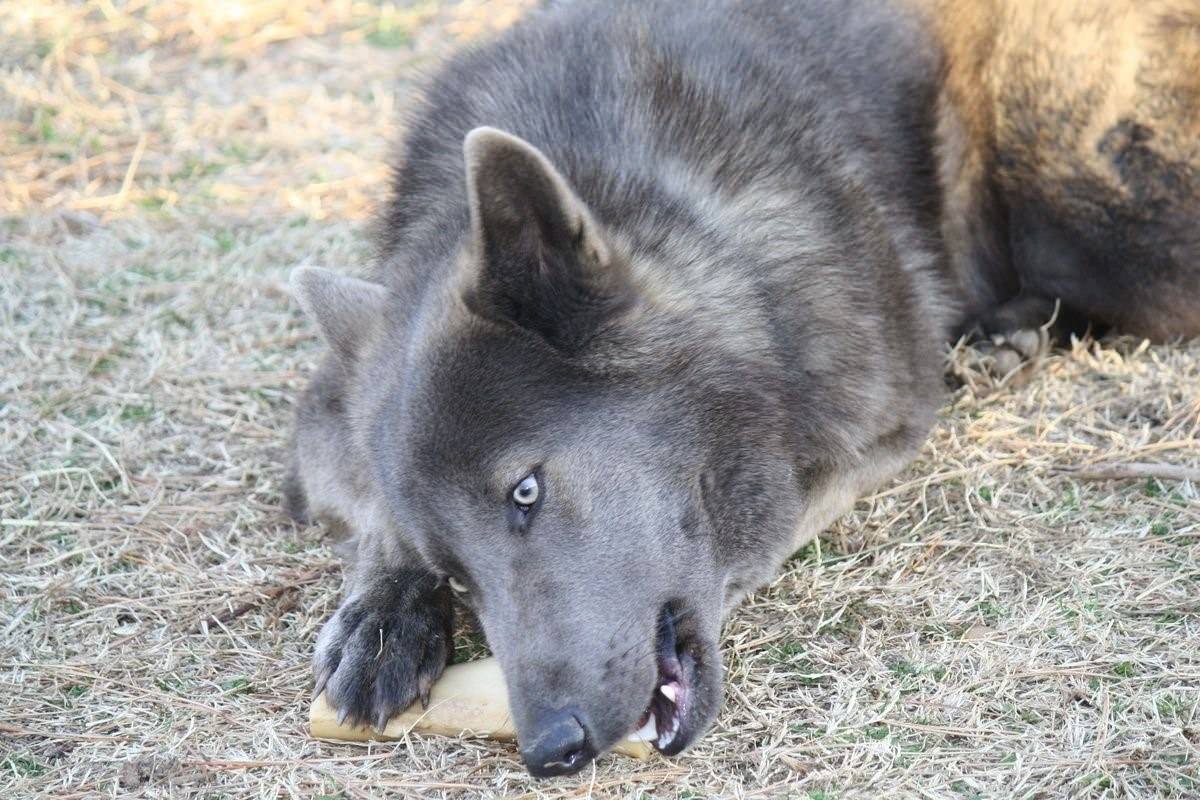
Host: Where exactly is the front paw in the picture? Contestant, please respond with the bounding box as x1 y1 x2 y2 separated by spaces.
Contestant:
313 571 453 731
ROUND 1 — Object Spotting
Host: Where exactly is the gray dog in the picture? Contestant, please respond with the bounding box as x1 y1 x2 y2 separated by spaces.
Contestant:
283 0 1200 777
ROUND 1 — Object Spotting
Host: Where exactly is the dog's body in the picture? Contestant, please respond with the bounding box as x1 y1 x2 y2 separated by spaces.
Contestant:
284 0 1199 776
932 0 1200 345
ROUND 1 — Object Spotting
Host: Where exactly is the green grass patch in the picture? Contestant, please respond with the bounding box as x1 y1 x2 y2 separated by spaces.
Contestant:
974 599 1006 623
1157 694 1190 719
220 677 253 695
863 724 889 741
1016 706 1041 725
215 230 237 254
771 640 806 661
366 20 412 49
453 627 491 662
790 721 822 739
1112 661 1136 678
119 404 154 423
1080 774 1112 791
182 155 225 178
950 780 982 799
155 675 189 694
220 141 263 163
3 756 44 778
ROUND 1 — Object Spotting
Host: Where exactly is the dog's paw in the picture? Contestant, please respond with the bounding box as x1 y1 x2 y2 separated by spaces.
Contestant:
985 325 1049 376
313 571 454 731
970 293 1059 377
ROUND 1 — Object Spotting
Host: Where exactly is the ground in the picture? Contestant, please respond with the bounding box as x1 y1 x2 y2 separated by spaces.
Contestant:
2 2 1198 798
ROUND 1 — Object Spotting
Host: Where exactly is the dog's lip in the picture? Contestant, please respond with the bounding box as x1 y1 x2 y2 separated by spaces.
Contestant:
626 605 700 755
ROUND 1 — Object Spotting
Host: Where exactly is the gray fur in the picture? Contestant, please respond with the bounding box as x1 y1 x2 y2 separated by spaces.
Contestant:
289 267 387 363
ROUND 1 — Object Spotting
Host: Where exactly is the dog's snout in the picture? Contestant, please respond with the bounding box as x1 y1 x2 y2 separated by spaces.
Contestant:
520 707 595 778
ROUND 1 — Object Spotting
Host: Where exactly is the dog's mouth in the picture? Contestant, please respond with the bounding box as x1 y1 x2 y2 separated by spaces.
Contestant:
625 604 699 755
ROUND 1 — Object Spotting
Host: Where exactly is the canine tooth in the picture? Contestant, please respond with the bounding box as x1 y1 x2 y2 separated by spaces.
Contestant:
659 684 678 702
628 716 658 742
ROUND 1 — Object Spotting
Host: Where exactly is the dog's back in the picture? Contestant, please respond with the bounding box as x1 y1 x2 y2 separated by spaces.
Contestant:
379 0 946 294
374 0 954 454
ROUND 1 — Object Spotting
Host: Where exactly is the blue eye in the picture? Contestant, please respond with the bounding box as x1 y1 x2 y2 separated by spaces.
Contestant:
512 474 539 507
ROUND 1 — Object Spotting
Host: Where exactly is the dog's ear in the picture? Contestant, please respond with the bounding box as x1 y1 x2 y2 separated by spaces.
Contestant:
462 126 634 351
290 266 387 361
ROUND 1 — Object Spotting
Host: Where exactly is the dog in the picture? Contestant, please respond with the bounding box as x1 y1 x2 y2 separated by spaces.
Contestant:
282 0 1199 777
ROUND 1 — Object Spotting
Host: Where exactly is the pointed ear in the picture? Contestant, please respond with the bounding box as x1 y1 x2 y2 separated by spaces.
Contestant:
462 126 633 350
290 266 387 361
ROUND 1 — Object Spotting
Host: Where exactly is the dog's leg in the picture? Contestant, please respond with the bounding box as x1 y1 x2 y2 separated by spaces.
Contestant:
313 541 454 731
289 360 454 731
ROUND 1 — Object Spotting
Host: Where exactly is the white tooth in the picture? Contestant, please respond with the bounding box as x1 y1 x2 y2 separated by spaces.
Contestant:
659 684 678 702
658 718 680 748
628 716 658 742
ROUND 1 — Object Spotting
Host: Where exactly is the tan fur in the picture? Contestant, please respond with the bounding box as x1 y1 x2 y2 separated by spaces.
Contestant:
935 0 1200 187
920 0 1200 337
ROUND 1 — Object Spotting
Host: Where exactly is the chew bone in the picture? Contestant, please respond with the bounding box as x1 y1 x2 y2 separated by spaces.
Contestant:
309 657 655 759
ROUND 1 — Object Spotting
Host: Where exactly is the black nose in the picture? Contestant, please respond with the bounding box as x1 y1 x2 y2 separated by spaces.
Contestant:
520 707 595 778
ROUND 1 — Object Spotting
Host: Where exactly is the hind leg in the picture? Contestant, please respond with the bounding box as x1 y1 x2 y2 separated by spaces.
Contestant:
1005 191 1200 343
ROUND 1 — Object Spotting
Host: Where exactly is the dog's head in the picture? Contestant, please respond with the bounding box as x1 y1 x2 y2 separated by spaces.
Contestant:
293 128 805 775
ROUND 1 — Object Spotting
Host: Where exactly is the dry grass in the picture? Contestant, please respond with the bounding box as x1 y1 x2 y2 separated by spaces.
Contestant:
2 2 1198 798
